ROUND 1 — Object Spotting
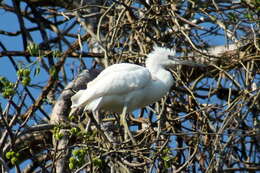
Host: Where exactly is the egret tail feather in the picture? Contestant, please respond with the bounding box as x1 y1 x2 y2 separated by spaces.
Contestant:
71 89 91 108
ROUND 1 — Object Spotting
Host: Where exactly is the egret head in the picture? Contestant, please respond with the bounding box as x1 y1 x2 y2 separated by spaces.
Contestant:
146 46 177 68
146 46 205 68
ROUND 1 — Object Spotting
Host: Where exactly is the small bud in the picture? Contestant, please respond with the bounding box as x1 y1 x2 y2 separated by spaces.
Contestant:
69 162 75 169
11 157 18 165
5 152 12 159
22 77 31 86
22 69 30 77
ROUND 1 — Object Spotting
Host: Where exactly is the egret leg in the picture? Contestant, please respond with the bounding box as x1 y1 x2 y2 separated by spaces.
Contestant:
93 111 101 124
121 106 136 144
85 118 92 132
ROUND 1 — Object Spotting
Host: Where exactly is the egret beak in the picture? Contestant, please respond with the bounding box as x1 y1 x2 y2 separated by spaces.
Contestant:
168 55 206 67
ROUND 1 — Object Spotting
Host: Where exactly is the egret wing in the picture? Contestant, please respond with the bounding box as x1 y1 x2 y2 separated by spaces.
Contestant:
71 63 152 108
88 63 151 96
87 63 143 87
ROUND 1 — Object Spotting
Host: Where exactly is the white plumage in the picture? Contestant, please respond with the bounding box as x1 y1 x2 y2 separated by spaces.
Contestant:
71 46 200 143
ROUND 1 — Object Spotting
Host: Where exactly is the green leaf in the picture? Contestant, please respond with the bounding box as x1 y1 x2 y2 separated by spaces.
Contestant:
69 157 76 164
93 157 102 167
17 69 24 78
49 67 58 78
11 157 18 165
27 43 40 56
21 77 31 86
34 66 41 76
70 127 79 135
52 50 62 58
5 151 13 159
162 155 171 162
72 149 80 156
69 162 75 169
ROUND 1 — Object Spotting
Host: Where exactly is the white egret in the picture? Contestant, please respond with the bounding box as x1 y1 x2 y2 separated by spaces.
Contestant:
71 46 201 144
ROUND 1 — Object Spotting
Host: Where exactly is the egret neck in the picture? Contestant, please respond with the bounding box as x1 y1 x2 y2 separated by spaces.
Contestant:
145 58 174 97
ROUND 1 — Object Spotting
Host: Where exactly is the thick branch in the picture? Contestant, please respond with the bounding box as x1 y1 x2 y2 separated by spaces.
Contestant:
0 50 103 58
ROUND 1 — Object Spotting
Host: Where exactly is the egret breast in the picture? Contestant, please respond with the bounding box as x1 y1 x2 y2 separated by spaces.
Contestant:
100 83 168 113
97 95 128 113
